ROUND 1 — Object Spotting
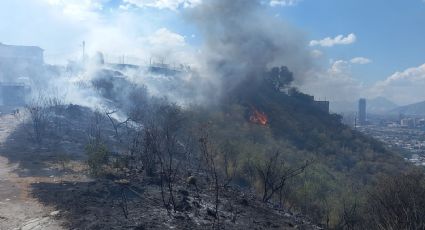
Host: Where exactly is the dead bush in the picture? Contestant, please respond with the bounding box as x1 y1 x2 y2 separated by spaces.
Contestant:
364 170 425 230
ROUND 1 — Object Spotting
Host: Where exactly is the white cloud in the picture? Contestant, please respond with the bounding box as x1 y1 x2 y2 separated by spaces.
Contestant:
123 0 201 10
350 57 372 65
0 0 198 66
300 60 363 102
147 28 186 47
370 64 425 104
302 61 425 105
329 60 350 74
82 24 196 67
140 28 198 65
43 0 103 21
386 64 425 83
269 0 301 6
310 49 323 58
309 33 357 47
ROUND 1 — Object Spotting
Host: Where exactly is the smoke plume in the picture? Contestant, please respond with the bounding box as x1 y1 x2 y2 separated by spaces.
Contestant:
188 0 313 100
4 0 316 113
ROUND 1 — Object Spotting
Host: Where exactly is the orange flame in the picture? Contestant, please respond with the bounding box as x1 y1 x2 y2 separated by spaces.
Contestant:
250 108 268 125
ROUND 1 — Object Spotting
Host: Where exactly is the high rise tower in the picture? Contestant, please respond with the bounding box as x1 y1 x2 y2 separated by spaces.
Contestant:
358 98 366 125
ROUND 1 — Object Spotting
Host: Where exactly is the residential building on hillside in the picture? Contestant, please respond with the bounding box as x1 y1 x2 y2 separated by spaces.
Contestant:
0 42 44 82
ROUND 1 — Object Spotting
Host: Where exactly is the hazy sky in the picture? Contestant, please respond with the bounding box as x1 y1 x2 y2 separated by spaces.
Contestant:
0 0 424 105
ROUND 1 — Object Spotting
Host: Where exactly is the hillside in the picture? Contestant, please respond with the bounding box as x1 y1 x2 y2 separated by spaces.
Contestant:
0 104 320 230
391 100 425 115
189 71 409 226
0 66 412 229
368 97 399 114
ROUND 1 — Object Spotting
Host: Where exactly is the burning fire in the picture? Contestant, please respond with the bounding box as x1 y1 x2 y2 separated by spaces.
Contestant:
250 108 268 125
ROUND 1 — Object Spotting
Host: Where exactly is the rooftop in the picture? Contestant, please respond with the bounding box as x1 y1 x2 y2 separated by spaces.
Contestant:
0 42 43 51
0 42 44 61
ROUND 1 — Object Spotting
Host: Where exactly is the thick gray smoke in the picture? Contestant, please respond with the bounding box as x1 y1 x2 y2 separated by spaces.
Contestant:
1 0 315 113
43 0 314 109
188 0 313 99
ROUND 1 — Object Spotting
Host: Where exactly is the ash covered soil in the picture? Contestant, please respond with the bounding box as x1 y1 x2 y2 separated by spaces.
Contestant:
0 106 319 230
0 113 64 230
31 179 315 230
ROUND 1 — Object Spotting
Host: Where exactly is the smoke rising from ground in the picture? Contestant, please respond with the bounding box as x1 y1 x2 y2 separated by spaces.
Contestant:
187 0 313 100
50 0 314 109
3 0 316 113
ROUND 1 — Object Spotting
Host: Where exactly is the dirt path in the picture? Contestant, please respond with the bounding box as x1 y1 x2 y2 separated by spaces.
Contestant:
0 114 63 230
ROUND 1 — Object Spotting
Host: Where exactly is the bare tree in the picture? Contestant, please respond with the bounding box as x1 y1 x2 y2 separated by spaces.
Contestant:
25 95 51 144
85 110 110 176
24 91 66 144
105 110 131 142
155 104 183 212
336 200 360 230
221 142 239 187
242 157 257 192
26 105 48 143
87 109 105 143
198 125 221 229
131 101 185 212
255 151 312 203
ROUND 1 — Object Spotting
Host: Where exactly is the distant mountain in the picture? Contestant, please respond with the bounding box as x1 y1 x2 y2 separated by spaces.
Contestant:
368 97 399 114
330 97 398 114
392 100 425 115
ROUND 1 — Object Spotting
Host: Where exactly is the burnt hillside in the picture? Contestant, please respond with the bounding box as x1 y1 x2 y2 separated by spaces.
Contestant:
185 67 409 227
0 66 410 229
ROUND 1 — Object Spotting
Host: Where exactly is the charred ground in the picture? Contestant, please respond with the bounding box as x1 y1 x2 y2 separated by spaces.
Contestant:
0 65 413 229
